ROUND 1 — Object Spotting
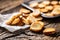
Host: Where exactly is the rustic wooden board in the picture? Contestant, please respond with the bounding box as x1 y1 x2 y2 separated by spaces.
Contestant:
0 0 24 14
0 5 60 40
0 0 60 40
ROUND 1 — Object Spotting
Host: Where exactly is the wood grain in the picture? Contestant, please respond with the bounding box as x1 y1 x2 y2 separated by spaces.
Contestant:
0 0 60 40
0 0 24 13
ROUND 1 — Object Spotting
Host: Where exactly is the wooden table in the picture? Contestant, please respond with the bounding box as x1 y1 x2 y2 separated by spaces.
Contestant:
0 5 60 40
0 0 60 40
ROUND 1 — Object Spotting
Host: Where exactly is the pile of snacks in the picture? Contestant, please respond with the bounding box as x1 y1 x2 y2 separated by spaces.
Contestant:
5 7 56 35
29 1 60 16
5 1 59 35
6 8 43 26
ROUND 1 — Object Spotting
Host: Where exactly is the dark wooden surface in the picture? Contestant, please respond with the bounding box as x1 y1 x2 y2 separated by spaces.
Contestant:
0 0 23 14
0 0 60 40
0 5 60 40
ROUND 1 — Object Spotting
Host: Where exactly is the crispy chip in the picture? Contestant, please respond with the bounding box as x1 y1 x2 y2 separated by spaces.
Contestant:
22 17 30 25
29 2 38 8
42 1 50 5
30 21 44 32
12 18 20 25
51 1 58 5
43 28 56 35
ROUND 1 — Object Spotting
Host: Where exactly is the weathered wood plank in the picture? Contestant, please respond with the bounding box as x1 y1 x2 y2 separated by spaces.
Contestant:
0 0 60 40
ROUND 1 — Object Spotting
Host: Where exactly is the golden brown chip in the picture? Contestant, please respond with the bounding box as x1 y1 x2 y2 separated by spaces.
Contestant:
22 13 29 17
42 1 50 5
20 8 30 14
51 6 60 15
27 15 36 24
43 28 56 35
45 6 53 10
12 18 20 25
6 16 17 25
30 21 44 32
22 17 30 25
32 9 40 17
35 17 43 21
6 17 15 25
6 13 21 25
29 2 38 8
17 20 24 26
51 1 58 5
38 4 46 8
40 9 48 13
38 21 44 27
44 13 54 17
